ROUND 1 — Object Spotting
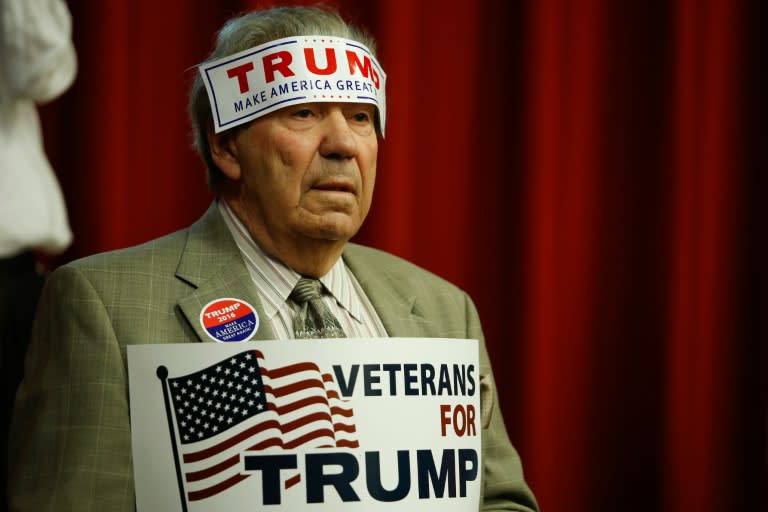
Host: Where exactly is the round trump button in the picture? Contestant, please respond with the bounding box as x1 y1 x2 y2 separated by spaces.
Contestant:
199 298 259 342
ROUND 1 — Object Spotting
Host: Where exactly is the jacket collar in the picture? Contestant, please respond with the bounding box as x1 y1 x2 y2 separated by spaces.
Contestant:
175 203 426 342
342 244 433 338
175 203 276 343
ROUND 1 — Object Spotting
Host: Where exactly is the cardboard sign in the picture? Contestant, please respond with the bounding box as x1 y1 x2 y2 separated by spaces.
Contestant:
199 36 386 133
128 338 480 511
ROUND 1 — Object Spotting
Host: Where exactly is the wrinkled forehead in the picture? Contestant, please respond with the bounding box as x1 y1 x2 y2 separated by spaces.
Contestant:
200 36 387 135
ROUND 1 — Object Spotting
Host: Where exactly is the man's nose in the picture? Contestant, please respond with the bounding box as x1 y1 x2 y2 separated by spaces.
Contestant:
318 109 357 160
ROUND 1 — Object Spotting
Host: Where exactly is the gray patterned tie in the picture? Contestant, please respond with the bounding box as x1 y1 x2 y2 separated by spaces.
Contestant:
289 277 347 339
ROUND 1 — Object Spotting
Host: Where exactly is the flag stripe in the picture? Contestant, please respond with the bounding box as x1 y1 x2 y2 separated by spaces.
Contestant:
273 395 329 415
286 474 301 489
283 428 336 449
188 473 249 502
263 362 321 379
186 454 239 482
263 378 325 397
330 406 354 418
279 411 333 434
247 437 282 450
183 418 281 463
333 423 357 434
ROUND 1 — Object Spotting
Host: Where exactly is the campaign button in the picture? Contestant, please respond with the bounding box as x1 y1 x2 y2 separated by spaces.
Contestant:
199 298 259 342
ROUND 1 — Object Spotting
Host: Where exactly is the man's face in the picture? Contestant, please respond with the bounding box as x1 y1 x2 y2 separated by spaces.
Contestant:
223 102 378 248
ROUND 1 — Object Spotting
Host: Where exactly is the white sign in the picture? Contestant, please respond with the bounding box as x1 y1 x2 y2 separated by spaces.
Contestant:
128 338 480 511
199 36 387 134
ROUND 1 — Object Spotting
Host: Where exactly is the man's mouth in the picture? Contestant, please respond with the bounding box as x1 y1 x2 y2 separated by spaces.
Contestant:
313 181 355 193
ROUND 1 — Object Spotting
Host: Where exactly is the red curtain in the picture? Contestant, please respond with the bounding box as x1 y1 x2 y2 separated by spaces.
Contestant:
41 0 765 510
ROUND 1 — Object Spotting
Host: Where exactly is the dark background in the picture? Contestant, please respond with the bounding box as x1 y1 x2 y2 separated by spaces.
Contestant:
39 0 766 510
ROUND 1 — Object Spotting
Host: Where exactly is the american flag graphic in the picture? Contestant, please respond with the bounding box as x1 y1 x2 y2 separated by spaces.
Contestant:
162 349 358 502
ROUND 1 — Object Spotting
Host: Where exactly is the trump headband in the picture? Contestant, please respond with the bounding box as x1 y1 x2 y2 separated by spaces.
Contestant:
199 36 387 134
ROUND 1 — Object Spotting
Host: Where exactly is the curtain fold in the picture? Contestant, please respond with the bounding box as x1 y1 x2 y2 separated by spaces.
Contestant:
38 0 763 510
664 0 747 509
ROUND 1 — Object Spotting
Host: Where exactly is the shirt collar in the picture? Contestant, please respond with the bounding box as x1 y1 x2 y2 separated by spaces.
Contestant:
217 199 362 321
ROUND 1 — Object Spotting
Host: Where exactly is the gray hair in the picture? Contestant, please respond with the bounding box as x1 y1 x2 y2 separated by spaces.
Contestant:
188 6 379 191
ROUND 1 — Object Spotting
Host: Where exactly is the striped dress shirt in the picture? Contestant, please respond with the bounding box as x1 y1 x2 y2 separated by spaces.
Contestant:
218 200 388 339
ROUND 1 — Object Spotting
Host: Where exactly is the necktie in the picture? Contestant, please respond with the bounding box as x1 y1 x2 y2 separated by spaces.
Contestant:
289 277 347 339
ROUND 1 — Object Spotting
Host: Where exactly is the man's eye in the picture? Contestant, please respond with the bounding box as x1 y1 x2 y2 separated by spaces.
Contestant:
293 109 313 118
352 112 371 123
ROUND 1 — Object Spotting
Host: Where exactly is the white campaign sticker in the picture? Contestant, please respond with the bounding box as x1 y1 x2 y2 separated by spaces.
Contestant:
200 36 386 134
128 338 480 511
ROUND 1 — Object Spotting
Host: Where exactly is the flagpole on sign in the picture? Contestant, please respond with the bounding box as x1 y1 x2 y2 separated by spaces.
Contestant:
157 366 189 512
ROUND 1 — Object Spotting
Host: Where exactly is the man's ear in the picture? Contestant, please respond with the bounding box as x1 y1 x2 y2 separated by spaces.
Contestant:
208 129 242 181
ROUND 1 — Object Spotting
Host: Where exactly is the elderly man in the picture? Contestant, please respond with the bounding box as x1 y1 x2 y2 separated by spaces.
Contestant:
8 6 537 511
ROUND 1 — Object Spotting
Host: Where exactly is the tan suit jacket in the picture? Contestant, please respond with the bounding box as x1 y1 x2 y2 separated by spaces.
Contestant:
8 204 537 511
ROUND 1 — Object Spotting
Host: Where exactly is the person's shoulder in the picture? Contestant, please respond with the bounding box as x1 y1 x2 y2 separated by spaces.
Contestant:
343 242 464 295
60 227 191 275
35 227 194 306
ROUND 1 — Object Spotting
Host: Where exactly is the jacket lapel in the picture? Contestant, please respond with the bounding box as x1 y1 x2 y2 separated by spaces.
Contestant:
343 244 434 338
175 203 275 343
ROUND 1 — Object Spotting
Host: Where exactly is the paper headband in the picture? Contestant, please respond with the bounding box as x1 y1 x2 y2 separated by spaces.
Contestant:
199 36 387 134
